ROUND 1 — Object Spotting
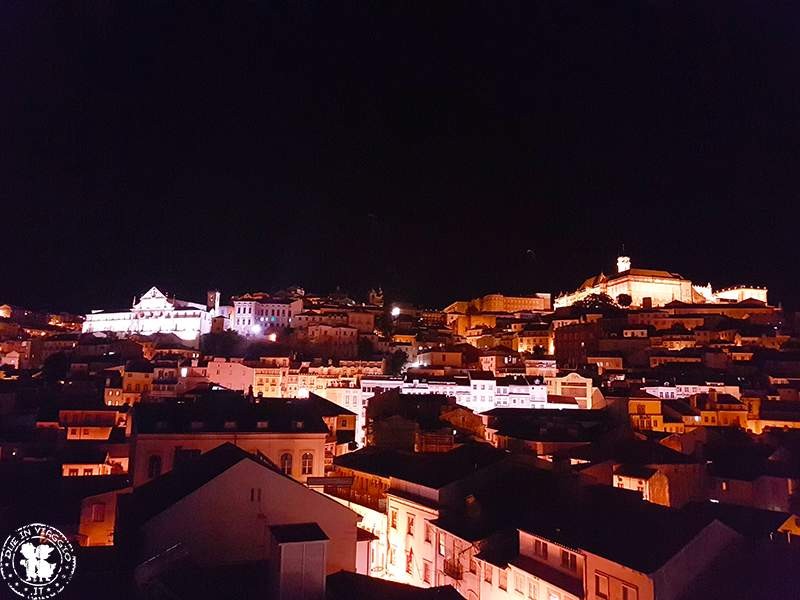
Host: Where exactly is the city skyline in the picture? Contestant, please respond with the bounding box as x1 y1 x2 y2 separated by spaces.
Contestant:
3 1 800 312
0 250 779 315
3 3 800 598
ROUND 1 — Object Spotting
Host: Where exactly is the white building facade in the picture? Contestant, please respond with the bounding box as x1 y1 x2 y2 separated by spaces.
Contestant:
83 286 219 343
230 294 303 336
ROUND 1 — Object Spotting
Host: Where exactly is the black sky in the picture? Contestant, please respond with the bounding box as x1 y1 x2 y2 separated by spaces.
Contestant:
2 1 800 312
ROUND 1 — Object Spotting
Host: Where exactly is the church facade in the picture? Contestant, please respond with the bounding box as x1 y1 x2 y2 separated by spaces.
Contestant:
83 286 220 342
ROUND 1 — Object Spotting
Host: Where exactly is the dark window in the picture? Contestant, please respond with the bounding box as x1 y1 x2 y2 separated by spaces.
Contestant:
173 447 201 468
92 503 105 522
147 455 162 479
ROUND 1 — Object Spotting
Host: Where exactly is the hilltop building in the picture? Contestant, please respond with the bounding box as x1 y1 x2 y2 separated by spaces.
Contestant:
83 287 225 343
555 255 768 309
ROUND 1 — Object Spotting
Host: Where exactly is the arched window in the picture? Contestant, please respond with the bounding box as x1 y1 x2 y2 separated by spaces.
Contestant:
280 453 293 475
147 455 162 479
301 452 313 475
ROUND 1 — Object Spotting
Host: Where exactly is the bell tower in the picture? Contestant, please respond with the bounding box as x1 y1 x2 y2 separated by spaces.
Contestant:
617 255 631 273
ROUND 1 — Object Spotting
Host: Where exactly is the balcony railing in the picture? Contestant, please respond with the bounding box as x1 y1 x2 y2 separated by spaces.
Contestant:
443 558 463 580
324 486 386 512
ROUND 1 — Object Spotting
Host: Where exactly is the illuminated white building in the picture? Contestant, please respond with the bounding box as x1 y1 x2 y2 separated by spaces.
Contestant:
230 292 303 336
555 255 768 309
83 286 220 343
714 286 769 303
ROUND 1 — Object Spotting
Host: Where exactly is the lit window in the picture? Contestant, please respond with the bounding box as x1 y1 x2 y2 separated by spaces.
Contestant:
424 522 432 543
561 550 577 571
423 560 432 584
407 514 415 536
595 573 609 599
622 584 637 600
438 532 446 556
499 570 507 591
528 580 538 599
484 564 493 584
515 573 524 592
301 452 313 475
390 510 398 529
280 453 293 475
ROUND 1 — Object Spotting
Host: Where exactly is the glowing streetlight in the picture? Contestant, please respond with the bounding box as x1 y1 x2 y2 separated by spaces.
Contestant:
391 306 401 317
250 324 262 335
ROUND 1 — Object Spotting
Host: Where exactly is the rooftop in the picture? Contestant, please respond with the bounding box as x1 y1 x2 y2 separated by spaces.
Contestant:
124 443 280 525
335 444 507 488
270 522 328 544
134 397 331 434
519 485 723 573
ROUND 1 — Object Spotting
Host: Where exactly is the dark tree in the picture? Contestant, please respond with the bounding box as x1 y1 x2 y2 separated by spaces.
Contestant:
387 349 407 375
41 352 69 383
616 293 633 307
357 336 374 358
200 330 246 357
575 293 617 311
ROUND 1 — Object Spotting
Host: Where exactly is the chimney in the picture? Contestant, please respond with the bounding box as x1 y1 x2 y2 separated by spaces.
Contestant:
269 523 328 600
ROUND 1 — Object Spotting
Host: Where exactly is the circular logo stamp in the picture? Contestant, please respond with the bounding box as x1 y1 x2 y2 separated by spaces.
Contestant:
1 523 76 599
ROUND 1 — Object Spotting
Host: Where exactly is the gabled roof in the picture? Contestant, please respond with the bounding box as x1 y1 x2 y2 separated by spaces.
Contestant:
125 443 280 524
680 501 790 539
612 267 685 281
307 393 357 417
519 485 728 573
547 394 579 405
270 523 328 544
614 464 657 479
557 438 698 466
60 445 109 465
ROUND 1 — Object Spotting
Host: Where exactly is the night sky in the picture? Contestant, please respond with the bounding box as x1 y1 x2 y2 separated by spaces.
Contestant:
3 1 800 312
